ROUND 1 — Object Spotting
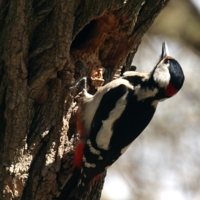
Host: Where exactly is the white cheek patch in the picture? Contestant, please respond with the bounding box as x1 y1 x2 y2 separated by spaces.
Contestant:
95 92 128 150
153 63 170 88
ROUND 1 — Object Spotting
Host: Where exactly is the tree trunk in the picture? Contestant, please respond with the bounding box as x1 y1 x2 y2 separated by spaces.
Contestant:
0 0 169 199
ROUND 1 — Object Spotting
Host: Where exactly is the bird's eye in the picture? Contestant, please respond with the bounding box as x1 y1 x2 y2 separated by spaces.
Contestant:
164 59 169 64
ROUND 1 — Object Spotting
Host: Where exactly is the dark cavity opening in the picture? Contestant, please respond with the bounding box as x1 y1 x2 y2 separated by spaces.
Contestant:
71 20 97 50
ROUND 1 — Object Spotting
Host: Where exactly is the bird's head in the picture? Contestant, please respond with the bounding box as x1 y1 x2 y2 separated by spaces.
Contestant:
152 42 185 98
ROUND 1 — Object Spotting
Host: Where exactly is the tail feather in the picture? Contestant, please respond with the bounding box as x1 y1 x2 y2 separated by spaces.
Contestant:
57 171 104 200
57 169 80 200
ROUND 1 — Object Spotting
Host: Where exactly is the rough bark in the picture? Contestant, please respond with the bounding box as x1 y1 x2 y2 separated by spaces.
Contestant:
0 0 169 199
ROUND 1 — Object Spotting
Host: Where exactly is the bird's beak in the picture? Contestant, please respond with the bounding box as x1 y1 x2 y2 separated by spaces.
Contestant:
161 41 170 59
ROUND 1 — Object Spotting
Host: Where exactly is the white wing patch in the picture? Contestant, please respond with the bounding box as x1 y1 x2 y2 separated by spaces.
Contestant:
82 156 96 168
86 139 100 155
82 79 133 135
95 92 128 150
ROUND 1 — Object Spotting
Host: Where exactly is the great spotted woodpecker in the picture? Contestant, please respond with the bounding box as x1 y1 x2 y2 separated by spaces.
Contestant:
57 42 184 200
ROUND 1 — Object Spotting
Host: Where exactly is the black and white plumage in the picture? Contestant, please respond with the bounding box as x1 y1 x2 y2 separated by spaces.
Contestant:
57 42 185 200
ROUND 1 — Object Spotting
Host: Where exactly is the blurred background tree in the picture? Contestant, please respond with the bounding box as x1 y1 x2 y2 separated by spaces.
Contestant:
102 0 200 199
